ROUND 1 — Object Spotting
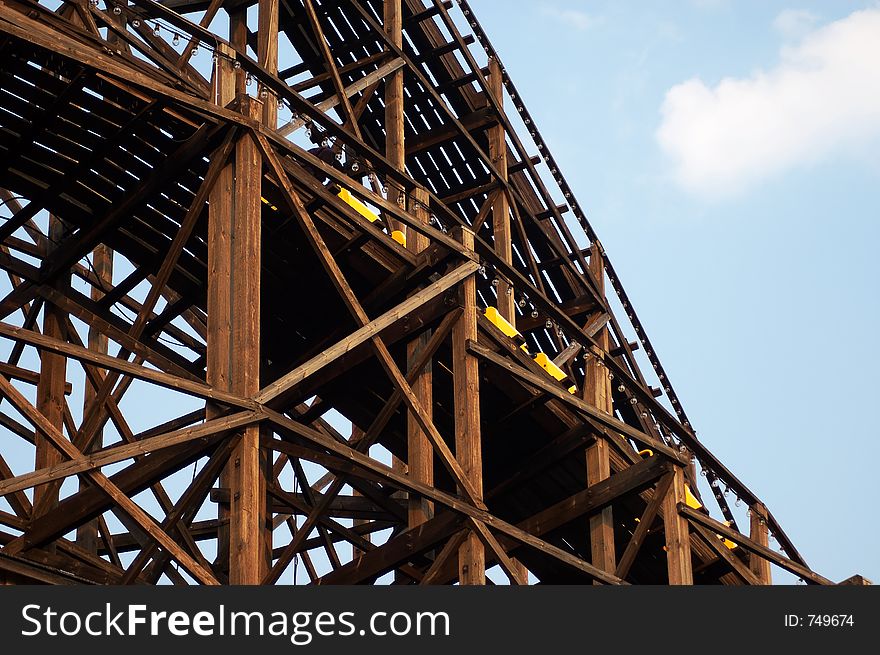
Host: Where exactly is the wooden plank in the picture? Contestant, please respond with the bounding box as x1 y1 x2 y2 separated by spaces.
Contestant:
407 186 434 528
663 466 693 584
228 95 269 585
385 0 405 238
749 501 772 584
77 241 112 553
208 41 237 581
33 215 67 522
488 58 514 322
584 243 615 578
452 226 484 585
258 0 278 126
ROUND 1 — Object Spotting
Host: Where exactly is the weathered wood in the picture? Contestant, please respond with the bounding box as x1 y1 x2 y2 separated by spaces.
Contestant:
663 466 693 584
33 215 67 523
258 0 278 126
407 186 434 527
451 227 484 585
76 241 112 553
226 95 270 585
749 502 772 584
584 243 615 577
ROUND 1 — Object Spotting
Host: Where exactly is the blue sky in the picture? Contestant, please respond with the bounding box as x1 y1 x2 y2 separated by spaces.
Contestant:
471 0 879 583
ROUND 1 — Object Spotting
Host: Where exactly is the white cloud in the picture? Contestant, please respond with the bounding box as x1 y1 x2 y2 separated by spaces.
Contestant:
541 6 597 31
656 8 880 198
774 9 820 39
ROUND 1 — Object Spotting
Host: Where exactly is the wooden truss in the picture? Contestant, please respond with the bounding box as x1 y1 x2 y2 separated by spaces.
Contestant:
0 0 832 585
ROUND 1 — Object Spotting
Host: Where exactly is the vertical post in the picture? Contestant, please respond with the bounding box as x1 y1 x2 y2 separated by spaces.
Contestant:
583 243 615 576
662 465 693 584
488 58 513 321
749 502 772 584
258 0 279 127
76 243 112 553
208 42 236 579
384 0 405 237
487 60 526 581
227 94 268 585
406 187 434 528
452 227 484 585
229 5 248 96
351 426 369 560
385 0 408 528
33 215 67 531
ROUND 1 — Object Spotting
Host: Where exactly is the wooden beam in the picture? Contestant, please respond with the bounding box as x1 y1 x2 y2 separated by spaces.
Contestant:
583 243 615 578
258 0 278 126
33 215 67 524
226 96 270 585
407 186 434 527
488 58 514 323
77 241 112 553
749 502 772 584
452 226 484 585
663 466 693 584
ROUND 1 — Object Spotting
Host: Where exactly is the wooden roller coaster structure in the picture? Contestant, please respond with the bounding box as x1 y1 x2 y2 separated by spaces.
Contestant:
0 0 847 585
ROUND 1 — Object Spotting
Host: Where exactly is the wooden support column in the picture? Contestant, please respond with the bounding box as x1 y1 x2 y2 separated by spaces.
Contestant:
452 227 484 585
208 43 236 578
749 502 772 584
208 42 269 583
258 0 279 127
229 5 248 96
384 0 405 237
385 0 408 515
351 425 369 560
228 94 269 585
33 215 67 527
663 465 693 584
76 243 112 553
583 243 615 576
406 187 434 528
487 61 526 581
488 58 514 321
